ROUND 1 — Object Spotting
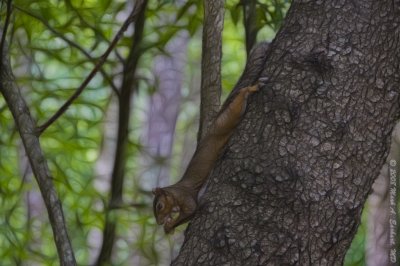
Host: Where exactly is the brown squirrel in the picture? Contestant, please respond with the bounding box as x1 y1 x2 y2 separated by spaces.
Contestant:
152 83 260 234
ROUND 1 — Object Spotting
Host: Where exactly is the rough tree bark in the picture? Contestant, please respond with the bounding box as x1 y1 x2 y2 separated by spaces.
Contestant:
174 1 400 265
198 0 224 141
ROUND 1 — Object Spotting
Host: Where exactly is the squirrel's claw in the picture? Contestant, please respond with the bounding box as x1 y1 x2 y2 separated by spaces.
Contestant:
247 84 259 93
258 76 269 87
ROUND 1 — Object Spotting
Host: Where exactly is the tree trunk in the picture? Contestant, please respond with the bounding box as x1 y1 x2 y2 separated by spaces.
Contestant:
198 0 224 141
173 1 400 265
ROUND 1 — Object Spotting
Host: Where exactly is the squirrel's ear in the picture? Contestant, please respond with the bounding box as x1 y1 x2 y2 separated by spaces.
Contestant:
152 187 163 195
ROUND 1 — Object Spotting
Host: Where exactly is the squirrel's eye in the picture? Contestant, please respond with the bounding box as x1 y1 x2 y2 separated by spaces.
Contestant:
156 202 164 211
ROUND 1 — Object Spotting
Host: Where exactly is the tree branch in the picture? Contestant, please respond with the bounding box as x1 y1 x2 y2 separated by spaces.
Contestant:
0 28 77 266
198 0 224 141
13 5 120 97
65 2 125 64
95 0 148 264
37 0 146 134
0 0 12 66
242 0 258 56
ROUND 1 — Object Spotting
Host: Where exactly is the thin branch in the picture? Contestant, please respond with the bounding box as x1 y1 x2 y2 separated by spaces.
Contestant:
242 0 258 56
65 2 125 63
13 5 120 97
95 0 149 264
0 0 12 65
37 0 145 134
198 0 224 141
0 26 77 266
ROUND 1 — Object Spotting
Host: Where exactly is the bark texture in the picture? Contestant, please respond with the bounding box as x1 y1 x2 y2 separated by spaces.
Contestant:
174 1 400 265
198 0 224 141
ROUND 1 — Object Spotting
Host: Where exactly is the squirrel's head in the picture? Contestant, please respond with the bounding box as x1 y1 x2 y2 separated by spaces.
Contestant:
152 188 178 227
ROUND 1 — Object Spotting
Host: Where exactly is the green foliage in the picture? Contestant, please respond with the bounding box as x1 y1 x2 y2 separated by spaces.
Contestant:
227 0 290 30
344 208 367 266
